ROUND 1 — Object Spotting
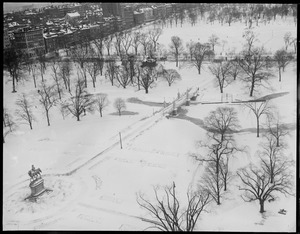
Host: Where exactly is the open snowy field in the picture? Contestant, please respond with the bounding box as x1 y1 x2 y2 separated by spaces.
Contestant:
3 11 297 231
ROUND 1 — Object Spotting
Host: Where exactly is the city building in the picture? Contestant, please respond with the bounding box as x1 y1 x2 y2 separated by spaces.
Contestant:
141 7 154 22
65 12 80 25
44 7 65 18
165 4 173 16
3 27 11 50
133 11 145 25
43 32 58 53
123 5 134 29
156 4 167 18
90 23 103 39
14 27 45 57
102 3 124 18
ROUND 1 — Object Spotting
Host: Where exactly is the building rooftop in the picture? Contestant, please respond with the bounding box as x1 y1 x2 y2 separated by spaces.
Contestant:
66 12 80 18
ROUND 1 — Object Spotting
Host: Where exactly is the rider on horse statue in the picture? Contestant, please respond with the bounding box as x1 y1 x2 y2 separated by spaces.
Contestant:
28 165 42 182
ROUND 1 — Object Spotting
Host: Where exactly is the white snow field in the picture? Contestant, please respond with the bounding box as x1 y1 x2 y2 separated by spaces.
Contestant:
3 12 297 231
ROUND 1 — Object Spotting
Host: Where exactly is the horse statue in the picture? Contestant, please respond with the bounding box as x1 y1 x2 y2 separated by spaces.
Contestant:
28 165 42 182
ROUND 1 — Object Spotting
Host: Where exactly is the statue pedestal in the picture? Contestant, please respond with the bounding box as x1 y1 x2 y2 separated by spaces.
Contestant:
30 178 46 197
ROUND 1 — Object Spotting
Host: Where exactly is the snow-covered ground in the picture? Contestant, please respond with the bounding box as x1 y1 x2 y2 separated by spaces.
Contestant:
3 13 297 231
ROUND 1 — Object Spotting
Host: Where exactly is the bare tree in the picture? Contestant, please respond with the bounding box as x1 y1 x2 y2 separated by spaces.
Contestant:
37 81 57 126
258 134 292 184
120 31 133 56
87 60 101 88
139 66 157 94
31 63 38 88
131 31 141 55
188 11 197 26
104 35 113 56
76 62 89 89
160 68 181 86
50 60 63 100
228 60 241 81
179 8 186 27
237 163 294 213
186 41 196 60
208 34 220 52
3 108 16 143
137 182 211 231
191 42 214 74
3 46 24 93
58 58 72 92
64 78 95 121
92 32 104 57
242 29 258 53
139 32 150 55
273 49 294 82
114 32 123 56
197 135 241 204
15 93 35 130
105 59 118 86
115 65 131 89
148 27 163 52
219 155 232 191
204 106 240 141
208 61 232 93
114 98 126 116
283 32 292 51
264 111 289 147
94 93 109 117
238 47 273 97
36 52 47 82
169 36 184 67
193 107 242 204
244 100 271 137
290 37 297 54
70 45 89 87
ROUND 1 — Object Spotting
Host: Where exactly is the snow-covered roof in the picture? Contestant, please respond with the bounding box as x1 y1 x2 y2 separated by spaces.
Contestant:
66 12 80 18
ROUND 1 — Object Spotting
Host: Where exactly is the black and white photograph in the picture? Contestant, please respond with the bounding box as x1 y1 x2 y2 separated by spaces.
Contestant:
3 2 297 231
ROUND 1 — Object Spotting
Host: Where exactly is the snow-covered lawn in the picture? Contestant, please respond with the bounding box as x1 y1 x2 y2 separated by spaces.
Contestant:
3 14 297 231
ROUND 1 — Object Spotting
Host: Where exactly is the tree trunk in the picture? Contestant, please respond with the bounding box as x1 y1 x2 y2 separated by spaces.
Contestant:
250 78 255 97
259 200 265 213
77 114 80 121
145 87 149 94
219 82 223 93
256 116 260 137
12 75 17 93
46 111 50 126
57 83 62 100
29 120 33 130
33 75 37 88
278 67 281 82
41 66 44 82
100 109 103 117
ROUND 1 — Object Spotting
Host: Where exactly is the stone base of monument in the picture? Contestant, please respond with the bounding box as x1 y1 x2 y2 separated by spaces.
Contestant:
25 178 52 202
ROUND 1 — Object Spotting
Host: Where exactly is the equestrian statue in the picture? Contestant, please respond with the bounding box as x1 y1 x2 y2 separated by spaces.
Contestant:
28 165 42 182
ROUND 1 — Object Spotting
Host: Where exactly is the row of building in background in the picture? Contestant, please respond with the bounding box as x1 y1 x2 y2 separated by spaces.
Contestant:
3 3 195 58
